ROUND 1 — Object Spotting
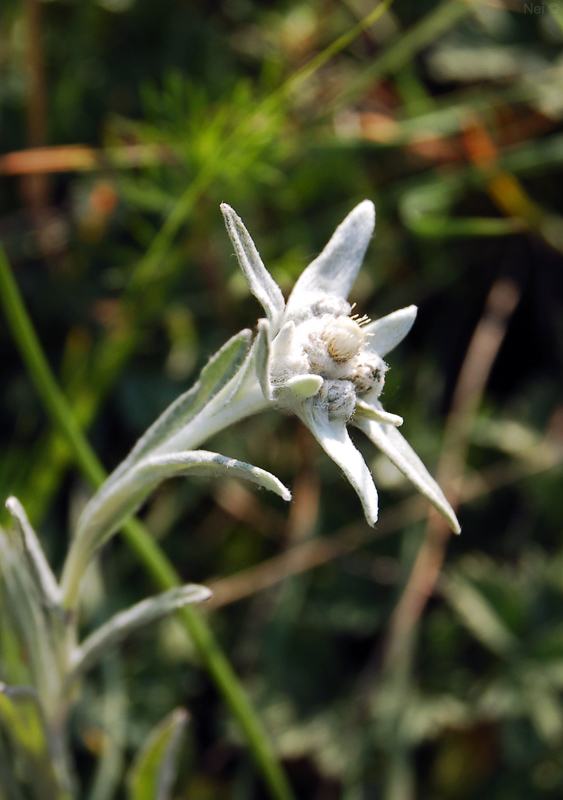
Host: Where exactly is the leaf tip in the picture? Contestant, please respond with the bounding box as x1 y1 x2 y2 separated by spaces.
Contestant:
280 486 292 503
5 496 19 513
171 707 190 726
198 586 213 603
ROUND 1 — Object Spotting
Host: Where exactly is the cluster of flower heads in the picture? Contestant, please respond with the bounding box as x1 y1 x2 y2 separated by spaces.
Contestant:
221 200 460 534
271 306 388 416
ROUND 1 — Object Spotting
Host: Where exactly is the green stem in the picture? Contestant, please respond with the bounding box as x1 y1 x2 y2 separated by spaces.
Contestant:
0 243 295 800
0 254 105 490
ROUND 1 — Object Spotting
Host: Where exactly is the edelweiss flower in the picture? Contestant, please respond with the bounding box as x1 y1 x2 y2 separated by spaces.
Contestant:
221 200 460 533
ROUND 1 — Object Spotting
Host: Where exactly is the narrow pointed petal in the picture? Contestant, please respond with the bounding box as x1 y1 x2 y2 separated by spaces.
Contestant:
354 417 461 533
364 305 418 357
300 403 379 526
255 318 272 401
355 399 403 427
270 319 295 362
285 201 375 318
221 204 285 330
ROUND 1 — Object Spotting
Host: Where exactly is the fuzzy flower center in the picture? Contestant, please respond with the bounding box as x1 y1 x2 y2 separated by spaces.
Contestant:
269 312 388 420
322 316 366 362
269 309 389 421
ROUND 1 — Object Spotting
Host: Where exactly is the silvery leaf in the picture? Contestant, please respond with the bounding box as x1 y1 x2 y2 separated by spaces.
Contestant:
111 328 252 481
76 450 291 561
285 201 375 319
0 683 60 799
254 318 272 402
353 416 461 533
127 708 188 800
0 532 60 705
300 403 379 526
221 203 285 331
354 400 403 427
364 305 418 357
5 497 61 607
70 585 211 679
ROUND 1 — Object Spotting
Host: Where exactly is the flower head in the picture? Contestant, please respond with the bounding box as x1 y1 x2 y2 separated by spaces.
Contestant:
221 201 460 533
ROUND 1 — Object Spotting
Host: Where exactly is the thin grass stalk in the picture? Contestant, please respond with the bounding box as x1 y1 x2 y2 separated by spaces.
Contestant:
379 274 522 799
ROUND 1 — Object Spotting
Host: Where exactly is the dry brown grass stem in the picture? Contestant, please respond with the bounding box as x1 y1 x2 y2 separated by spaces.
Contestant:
382 274 522 670
0 144 166 176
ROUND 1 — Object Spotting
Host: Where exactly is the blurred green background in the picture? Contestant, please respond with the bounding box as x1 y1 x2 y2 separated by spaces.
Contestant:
1 0 563 798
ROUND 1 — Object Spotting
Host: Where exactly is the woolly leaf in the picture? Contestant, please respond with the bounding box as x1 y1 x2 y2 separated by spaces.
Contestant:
71 585 211 679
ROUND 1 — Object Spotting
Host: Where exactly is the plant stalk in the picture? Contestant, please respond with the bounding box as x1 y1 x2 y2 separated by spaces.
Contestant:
0 242 296 800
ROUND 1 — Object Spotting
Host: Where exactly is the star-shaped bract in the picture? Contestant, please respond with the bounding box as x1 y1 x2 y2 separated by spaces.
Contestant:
221 201 460 533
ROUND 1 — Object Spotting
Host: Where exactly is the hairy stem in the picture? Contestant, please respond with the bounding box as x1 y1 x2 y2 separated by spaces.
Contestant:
0 242 296 800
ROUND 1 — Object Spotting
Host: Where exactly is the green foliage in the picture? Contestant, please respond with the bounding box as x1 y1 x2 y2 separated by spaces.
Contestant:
127 708 188 800
0 684 61 800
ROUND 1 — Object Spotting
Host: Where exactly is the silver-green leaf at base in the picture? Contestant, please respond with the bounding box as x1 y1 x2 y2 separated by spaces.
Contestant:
127 708 188 800
70 584 212 680
0 532 60 710
0 684 64 800
5 497 61 608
